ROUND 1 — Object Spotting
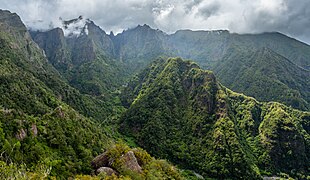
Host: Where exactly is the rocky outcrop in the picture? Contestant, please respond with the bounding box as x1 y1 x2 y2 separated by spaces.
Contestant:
96 167 118 176
16 129 27 140
31 124 38 136
91 152 109 169
91 149 143 177
119 151 142 173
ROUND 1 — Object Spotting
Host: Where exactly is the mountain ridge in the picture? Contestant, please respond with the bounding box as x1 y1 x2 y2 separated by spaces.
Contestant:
30 18 310 110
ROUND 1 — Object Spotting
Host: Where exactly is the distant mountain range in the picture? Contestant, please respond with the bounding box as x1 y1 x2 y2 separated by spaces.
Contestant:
30 17 310 110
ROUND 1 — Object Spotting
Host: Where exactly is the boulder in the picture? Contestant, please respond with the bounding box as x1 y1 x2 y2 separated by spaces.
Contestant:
91 152 109 169
119 151 142 173
96 167 118 176
31 124 38 136
16 128 27 140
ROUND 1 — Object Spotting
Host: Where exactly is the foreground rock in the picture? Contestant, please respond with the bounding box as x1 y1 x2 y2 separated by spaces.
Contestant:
96 167 118 176
91 152 109 169
119 151 142 173
90 144 183 179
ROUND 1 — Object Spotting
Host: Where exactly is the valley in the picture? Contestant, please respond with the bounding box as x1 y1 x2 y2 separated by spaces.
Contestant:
0 9 309 179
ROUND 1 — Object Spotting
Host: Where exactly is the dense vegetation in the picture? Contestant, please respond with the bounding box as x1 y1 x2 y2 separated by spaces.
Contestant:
0 9 120 178
120 57 310 179
213 46 310 110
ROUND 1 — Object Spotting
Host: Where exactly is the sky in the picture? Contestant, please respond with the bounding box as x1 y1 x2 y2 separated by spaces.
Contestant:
1 0 310 44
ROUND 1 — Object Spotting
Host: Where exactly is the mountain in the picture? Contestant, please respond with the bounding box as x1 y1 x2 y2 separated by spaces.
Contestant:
31 17 128 96
213 46 310 110
115 27 310 110
0 10 191 179
120 57 310 179
0 9 118 177
166 30 310 110
112 24 171 72
31 21 310 110
168 30 310 71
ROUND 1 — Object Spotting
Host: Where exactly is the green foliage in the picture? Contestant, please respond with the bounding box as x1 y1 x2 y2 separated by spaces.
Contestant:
0 106 115 178
120 57 310 179
0 160 55 180
213 46 310 110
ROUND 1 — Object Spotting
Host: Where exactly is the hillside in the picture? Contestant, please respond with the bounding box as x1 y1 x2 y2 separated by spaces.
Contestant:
120 57 310 179
213 46 310 110
0 9 117 177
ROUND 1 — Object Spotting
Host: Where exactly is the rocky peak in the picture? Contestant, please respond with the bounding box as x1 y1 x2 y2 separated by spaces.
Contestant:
0 9 27 32
60 15 91 37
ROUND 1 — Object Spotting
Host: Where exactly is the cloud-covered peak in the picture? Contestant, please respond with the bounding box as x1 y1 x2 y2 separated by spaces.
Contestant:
61 16 90 37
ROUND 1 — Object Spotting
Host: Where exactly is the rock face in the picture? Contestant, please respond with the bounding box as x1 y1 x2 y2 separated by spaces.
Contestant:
31 124 38 136
15 129 27 140
91 152 109 169
119 151 142 173
96 167 118 176
91 149 143 177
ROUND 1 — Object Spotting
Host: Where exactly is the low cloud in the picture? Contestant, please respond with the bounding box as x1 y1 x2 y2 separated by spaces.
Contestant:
1 0 309 43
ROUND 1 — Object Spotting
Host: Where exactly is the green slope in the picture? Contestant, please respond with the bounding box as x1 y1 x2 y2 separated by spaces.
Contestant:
213 46 310 110
0 10 117 177
1 17 122 120
120 57 310 179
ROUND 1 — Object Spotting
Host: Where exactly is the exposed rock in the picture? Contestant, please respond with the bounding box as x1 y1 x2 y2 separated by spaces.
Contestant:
119 151 142 173
55 106 65 118
31 124 38 136
96 167 118 176
16 129 27 140
2 108 12 114
91 152 109 169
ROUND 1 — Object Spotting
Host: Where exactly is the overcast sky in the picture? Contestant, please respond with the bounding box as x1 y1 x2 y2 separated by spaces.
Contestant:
1 0 310 44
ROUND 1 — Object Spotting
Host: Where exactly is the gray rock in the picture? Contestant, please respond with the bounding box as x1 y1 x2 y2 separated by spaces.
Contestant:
31 124 38 136
96 167 118 176
119 151 142 173
91 152 109 169
16 129 27 140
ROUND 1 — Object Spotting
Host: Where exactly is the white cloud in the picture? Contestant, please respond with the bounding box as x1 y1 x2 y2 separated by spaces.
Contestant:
0 0 309 43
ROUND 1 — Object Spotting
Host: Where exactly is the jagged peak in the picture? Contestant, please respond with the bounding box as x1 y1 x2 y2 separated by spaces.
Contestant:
121 24 165 35
0 9 27 31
